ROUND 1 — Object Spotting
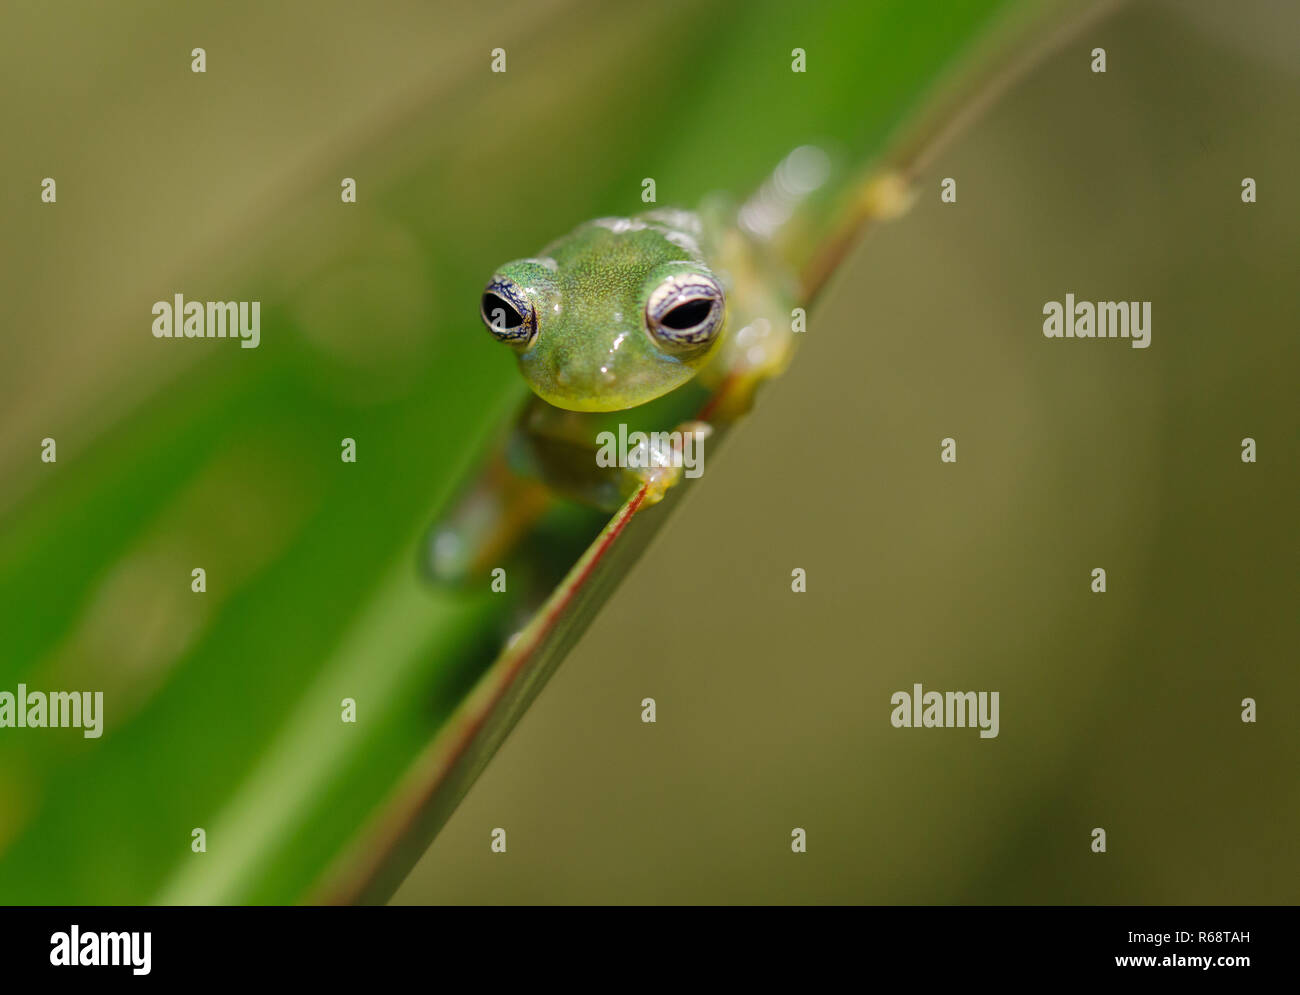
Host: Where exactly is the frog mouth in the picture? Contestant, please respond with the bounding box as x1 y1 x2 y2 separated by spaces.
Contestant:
529 370 682 413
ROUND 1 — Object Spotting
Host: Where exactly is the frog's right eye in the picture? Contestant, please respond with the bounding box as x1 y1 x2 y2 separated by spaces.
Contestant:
480 277 537 345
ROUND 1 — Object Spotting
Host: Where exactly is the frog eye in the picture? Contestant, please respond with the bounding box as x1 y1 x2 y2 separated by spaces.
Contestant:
480 277 537 345
646 274 725 351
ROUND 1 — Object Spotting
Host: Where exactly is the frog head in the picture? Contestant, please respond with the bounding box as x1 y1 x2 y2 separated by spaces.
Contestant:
478 211 726 412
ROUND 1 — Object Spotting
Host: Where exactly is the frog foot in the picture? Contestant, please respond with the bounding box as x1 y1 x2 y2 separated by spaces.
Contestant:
623 420 712 507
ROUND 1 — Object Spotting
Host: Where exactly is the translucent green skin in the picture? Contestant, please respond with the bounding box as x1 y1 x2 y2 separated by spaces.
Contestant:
488 210 725 412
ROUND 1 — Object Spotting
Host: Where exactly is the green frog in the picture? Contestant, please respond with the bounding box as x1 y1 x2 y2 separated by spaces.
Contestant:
429 149 854 584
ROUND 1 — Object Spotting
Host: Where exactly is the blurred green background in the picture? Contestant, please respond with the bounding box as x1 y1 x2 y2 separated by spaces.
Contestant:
1 0 1296 903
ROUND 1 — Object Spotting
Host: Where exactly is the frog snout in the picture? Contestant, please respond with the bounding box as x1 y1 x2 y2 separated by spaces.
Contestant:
550 335 630 390
520 329 676 411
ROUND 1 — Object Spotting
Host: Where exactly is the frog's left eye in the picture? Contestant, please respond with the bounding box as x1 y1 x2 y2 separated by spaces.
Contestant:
480 277 537 345
645 274 725 351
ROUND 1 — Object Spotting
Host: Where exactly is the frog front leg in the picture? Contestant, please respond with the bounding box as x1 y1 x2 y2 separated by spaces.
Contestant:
425 397 708 587
510 398 711 511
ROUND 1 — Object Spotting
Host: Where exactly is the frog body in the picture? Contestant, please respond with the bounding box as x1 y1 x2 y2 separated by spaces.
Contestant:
428 190 801 585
